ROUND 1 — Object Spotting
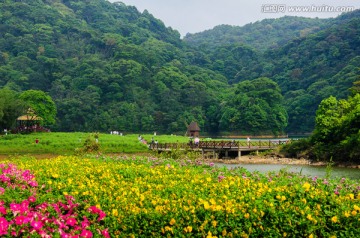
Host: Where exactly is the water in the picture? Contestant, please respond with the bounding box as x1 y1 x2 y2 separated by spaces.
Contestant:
215 163 360 180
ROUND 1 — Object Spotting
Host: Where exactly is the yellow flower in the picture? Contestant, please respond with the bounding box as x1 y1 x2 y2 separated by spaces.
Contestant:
244 213 250 219
354 205 360 211
169 218 176 226
351 210 357 216
206 231 217 238
331 216 338 223
112 209 118 217
309 234 314 238
302 182 311 191
184 226 192 233
344 211 350 218
222 229 227 236
204 201 210 210
212 220 217 227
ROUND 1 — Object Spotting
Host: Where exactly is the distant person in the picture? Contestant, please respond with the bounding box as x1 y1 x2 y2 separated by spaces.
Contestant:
247 137 251 146
194 136 200 146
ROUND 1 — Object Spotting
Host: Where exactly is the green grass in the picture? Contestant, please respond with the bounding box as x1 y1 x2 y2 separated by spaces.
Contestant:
0 132 190 155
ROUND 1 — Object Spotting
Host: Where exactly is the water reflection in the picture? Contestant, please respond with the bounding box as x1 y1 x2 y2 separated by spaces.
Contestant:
215 163 360 180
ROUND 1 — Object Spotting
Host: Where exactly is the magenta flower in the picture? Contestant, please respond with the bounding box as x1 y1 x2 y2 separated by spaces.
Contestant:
15 216 27 225
66 217 77 227
10 203 21 213
81 216 90 229
0 217 9 236
0 205 6 215
28 196 36 203
28 180 38 187
80 229 93 238
102 228 110 238
209 162 215 167
0 187 5 195
98 211 106 221
31 220 43 230
88 206 100 214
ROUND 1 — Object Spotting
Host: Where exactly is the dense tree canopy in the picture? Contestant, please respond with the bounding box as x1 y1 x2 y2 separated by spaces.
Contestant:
0 88 25 130
19 90 57 126
220 77 287 135
0 0 359 136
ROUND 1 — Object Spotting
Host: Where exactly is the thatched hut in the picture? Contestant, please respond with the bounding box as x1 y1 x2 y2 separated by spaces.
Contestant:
15 108 43 133
187 121 200 137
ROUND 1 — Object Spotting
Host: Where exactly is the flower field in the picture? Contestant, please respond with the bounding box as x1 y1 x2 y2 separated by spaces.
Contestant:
1 155 360 237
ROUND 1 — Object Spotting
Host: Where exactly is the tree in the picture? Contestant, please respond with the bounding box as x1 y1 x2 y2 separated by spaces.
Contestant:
19 90 57 125
222 77 288 135
0 88 25 130
309 94 360 161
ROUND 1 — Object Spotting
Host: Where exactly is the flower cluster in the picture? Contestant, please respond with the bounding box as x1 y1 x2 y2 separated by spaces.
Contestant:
7 156 360 237
0 163 108 237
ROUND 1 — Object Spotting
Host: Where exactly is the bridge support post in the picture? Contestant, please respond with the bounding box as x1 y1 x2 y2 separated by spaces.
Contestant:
256 150 259 155
225 150 228 158
238 150 241 158
202 149 204 159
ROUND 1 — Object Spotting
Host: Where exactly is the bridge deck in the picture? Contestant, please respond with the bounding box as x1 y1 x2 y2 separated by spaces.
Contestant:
149 140 289 158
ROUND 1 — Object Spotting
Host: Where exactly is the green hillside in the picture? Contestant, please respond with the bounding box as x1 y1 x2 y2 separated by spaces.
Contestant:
184 11 360 133
0 0 359 136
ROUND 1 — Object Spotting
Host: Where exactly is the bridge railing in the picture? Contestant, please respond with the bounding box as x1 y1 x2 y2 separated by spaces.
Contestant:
149 140 290 150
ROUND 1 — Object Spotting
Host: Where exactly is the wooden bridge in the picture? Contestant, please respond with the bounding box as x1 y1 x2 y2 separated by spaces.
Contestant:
149 140 290 159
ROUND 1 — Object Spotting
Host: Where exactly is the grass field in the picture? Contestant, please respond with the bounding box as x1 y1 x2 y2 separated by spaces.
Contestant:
0 132 190 155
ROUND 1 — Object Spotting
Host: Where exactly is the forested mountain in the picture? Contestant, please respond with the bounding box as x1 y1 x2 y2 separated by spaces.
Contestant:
0 0 231 133
184 16 328 51
0 0 359 135
184 10 360 133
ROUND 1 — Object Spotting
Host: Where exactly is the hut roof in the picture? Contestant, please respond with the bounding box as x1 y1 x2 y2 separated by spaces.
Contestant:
16 115 43 121
16 108 43 121
188 121 200 131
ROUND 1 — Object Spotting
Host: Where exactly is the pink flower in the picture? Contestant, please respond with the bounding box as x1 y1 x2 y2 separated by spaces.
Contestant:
15 216 27 225
0 206 6 215
28 180 38 187
88 206 100 214
81 216 90 229
98 211 106 221
31 221 43 230
80 229 93 238
0 187 5 195
0 217 9 236
28 196 36 203
10 203 21 213
102 228 110 238
66 218 77 227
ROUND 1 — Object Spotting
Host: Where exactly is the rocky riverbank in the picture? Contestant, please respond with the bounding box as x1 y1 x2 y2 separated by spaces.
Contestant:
203 155 360 169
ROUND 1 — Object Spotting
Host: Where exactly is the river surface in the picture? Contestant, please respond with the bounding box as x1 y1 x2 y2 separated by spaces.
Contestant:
215 163 360 180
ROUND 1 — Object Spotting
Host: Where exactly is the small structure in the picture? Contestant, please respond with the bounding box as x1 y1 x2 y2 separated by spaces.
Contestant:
15 108 44 133
187 121 200 137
